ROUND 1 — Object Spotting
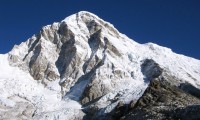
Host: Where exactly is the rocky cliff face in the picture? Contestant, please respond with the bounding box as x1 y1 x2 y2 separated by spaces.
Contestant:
121 78 200 120
0 11 200 120
110 68 200 120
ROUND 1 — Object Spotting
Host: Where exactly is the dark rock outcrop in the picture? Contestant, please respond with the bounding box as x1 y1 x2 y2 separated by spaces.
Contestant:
121 78 200 120
141 59 163 81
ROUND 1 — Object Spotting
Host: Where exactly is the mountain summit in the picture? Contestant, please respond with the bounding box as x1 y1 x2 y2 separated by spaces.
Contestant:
0 11 200 119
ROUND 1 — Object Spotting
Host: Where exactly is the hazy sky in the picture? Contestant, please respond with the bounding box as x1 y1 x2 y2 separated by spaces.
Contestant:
0 0 199 59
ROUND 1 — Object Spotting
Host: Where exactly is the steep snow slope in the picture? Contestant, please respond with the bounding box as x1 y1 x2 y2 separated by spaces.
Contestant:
0 11 200 119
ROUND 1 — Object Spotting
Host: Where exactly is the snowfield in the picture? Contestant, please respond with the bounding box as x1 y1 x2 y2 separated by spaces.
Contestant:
0 54 83 119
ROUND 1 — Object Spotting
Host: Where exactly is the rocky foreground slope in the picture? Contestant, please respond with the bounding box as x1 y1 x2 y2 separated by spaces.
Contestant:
0 11 200 120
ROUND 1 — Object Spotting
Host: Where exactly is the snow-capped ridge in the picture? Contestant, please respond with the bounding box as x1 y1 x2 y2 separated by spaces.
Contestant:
62 11 121 37
1 11 200 119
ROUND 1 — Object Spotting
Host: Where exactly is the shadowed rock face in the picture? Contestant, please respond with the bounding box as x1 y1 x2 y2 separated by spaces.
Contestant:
104 60 200 120
179 82 200 99
119 78 200 120
141 59 163 81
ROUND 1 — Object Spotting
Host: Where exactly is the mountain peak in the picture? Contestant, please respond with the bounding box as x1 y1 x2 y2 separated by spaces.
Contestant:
63 11 101 23
1 11 200 119
61 11 121 37
64 11 98 19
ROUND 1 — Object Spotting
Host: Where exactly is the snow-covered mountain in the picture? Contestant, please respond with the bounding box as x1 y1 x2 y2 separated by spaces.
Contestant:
0 11 200 119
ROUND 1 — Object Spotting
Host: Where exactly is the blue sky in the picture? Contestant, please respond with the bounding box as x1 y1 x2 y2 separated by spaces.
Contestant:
0 0 199 59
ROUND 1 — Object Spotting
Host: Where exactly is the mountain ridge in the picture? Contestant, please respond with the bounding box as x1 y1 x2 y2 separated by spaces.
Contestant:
0 11 200 119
